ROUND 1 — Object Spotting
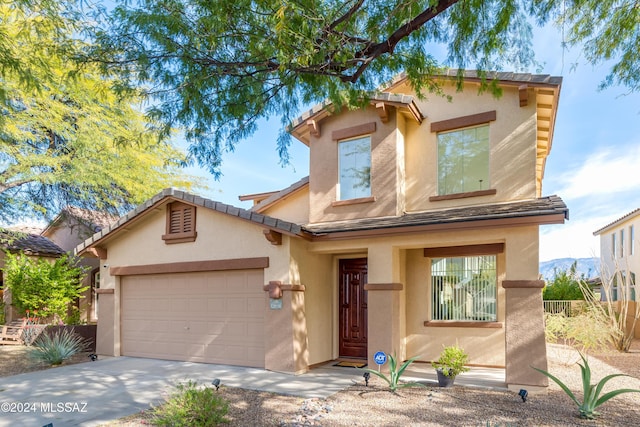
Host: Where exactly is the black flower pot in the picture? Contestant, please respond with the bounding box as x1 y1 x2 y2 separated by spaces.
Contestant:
436 368 456 387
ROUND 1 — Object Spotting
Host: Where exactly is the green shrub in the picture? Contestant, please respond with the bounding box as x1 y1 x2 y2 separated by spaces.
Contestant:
3 253 88 322
533 352 640 419
28 329 89 365
153 380 229 426
362 353 425 392
432 345 470 377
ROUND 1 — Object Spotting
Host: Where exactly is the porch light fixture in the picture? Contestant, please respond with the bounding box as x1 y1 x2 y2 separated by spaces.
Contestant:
212 379 221 390
363 372 370 386
88 353 98 361
518 389 528 402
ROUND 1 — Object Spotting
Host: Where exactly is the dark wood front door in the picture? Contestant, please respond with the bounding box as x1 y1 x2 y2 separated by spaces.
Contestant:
339 258 368 359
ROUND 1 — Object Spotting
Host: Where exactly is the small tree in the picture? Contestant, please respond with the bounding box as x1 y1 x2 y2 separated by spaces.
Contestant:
543 262 587 301
3 252 89 323
579 264 639 352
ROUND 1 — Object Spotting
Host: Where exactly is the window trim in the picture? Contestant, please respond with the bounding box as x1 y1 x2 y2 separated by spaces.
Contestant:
337 134 372 201
427 251 499 324
162 201 197 244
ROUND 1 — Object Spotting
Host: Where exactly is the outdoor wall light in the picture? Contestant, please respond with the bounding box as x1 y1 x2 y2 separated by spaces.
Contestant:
363 372 370 386
212 379 221 390
518 389 528 402
88 353 98 361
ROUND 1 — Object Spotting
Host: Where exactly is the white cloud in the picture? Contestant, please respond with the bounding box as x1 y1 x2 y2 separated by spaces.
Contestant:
553 145 640 200
540 220 602 262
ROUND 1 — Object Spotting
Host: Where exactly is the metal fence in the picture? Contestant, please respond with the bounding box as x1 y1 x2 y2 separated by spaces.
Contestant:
543 300 581 317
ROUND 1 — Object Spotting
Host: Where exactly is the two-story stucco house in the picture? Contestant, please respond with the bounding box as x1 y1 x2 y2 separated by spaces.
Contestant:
594 208 639 302
76 70 567 391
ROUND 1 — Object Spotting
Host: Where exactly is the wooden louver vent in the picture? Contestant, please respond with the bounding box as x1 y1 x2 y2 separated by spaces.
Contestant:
163 202 197 243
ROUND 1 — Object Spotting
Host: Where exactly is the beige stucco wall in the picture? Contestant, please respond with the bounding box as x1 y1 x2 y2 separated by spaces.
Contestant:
288 238 333 365
308 106 402 223
402 82 538 212
306 224 540 367
261 187 310 225
95 203 293 357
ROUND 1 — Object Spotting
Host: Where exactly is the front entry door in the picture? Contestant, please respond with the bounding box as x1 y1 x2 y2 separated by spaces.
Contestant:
339 258 368 359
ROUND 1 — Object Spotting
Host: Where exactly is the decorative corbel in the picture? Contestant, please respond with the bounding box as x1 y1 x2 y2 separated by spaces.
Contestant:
87 247 108 259
263 229 282 245
263 281 283 299
519 85 529 107
307 119 320 137
376 102 389 123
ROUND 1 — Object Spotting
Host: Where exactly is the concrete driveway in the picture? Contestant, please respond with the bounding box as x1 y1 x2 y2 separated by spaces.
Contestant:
0 356 361 427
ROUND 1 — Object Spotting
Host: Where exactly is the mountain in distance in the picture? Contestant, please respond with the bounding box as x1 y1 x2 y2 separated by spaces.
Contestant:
539 257 600 281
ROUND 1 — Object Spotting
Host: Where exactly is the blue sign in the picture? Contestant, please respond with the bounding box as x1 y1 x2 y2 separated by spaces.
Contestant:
373 351 387 366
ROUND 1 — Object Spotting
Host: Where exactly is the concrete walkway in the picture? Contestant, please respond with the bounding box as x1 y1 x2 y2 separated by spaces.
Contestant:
0 357 505 427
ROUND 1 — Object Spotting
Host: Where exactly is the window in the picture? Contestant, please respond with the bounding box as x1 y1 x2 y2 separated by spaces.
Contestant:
631 225 635 255
620 229 625 257
437 125 489 195
431 255 497 321
338 136 371 200
162 201 197 243
612 233 617 258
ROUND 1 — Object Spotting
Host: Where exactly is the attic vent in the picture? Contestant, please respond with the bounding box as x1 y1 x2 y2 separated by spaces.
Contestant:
163 202 197 244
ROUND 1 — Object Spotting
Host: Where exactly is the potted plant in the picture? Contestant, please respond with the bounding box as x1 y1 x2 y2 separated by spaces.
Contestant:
432 344 470 387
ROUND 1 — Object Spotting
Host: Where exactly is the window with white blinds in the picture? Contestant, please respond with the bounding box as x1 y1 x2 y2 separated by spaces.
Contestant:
431 255 497 321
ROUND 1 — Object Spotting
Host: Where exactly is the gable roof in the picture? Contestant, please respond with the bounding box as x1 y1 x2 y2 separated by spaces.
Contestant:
304 196 568 240
251 176 309 213
75 188 312 255
0 229 66 257
42 206 119 237
593 208 640 235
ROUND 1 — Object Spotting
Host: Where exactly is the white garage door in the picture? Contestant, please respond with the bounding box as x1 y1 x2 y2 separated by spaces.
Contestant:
121 269 265 367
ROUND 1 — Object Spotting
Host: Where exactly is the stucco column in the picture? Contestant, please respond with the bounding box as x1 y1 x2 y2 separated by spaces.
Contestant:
263 281 309 374
365 244 405 369
504 280 548 391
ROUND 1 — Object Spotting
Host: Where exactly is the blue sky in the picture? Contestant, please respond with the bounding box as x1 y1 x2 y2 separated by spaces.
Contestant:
187 23 640 263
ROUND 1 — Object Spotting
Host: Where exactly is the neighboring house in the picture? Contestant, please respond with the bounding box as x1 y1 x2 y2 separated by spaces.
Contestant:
0 228 66 322
41 207 118 323
593 208 639 301
76 70 567 391
1 207 117 324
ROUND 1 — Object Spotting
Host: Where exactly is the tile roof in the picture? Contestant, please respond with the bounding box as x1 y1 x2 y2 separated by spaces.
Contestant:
386 69 563 89
252 176 310 213
0 230 66 257
75 188 310 254
302 196 568 235
593 207 640 235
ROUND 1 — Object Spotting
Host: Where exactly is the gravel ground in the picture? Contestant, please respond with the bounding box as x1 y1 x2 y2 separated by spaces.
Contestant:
2 343 640 426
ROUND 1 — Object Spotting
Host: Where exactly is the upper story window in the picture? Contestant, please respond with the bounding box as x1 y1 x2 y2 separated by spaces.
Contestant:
338 136 371 200
630 225 635 255
612 232 617 258
430 254 497 322
437 125 490 196
162 201 197 244
620 229 625 257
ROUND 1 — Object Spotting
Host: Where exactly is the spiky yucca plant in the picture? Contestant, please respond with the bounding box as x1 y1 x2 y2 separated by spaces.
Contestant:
28 329 89 365
533 352 640 419
361 353 425 392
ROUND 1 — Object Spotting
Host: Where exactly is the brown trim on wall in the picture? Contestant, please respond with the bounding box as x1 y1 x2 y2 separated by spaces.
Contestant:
110 257 269 276
363 283 403 291
96 288 115 295
502 280 545 289
332 122 376 141
430 110 497 133
424 321 503 328
332 196 376 207
280 284 306 292
423 243 505 258
429 189 497 202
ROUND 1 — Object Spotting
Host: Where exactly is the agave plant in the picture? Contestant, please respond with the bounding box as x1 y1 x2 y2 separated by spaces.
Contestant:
533 352 640 419
28 329 89 366
361 353 424 392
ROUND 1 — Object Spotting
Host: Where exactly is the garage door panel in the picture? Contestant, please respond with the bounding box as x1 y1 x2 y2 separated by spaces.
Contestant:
121 270 265 367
